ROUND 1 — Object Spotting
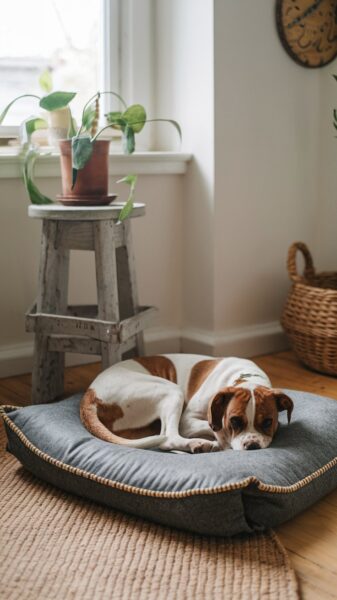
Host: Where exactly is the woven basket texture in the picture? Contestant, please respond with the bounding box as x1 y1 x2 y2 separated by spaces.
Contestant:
282 242 337 375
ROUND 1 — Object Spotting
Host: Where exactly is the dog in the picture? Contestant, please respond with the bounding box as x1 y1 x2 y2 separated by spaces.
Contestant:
80 354 293 453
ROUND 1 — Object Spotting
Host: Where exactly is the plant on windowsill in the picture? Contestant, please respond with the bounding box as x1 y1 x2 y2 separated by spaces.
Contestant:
0 86 181 220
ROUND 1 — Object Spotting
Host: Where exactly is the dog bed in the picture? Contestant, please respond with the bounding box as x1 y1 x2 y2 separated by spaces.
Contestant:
1 389 337 536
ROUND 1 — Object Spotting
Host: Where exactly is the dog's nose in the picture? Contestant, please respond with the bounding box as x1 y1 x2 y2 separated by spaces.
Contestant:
246 442 261 451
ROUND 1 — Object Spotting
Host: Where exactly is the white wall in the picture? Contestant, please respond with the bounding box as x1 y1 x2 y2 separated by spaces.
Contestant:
154 0 333 356
155 0 215 337
213 0 321 333
314 71 337 271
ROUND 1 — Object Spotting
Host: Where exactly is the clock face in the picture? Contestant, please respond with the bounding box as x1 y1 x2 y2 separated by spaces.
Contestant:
276 0 337 68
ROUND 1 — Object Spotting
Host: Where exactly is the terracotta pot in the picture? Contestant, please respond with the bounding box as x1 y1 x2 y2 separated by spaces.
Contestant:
59 139 110 197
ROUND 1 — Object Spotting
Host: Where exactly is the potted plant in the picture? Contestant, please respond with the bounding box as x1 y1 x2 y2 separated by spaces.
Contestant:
1 88 181 220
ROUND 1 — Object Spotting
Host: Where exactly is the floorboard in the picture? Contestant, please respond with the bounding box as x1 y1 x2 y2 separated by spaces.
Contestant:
254 352 337 600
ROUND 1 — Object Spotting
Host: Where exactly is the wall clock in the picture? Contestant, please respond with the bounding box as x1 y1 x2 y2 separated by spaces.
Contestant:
276 0 337 68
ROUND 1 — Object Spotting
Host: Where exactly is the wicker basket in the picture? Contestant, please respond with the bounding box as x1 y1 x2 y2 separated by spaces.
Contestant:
281 242 337 376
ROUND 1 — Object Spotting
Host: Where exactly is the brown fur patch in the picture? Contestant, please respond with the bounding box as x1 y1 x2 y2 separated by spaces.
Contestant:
187 359 222 401
225 389 252 436
116 420 161 439
233 376 247 386
80 389 98 433
225 389 251 425
253 387 279 435
134 356 177 383
254 386 293 431
208 387 251 432
80 389 132 445
96 402 124 432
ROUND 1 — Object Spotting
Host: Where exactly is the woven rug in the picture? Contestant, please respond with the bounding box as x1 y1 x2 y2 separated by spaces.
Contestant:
0 413 299 600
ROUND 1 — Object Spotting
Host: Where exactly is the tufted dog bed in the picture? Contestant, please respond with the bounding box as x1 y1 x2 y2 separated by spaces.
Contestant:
1 389 337 536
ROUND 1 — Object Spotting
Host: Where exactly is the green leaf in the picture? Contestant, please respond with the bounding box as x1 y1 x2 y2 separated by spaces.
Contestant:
116 175 137 223
117 174 137 186
91 117 129 142
82 102 97 132
122 104 147 133
105 111 124 130
72 136 93 170
0 94 40 125
117 196 134 223
20 117 48 147
39 91 76 111
26 178 54 205
106 111 123 122
67 109 77 138
22 148 53 204
333 75 337 82
39 69 53 93
122 125 135 154
25 117 48 138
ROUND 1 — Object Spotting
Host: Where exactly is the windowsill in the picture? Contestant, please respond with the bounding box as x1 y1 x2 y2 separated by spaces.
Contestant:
0 148 192 178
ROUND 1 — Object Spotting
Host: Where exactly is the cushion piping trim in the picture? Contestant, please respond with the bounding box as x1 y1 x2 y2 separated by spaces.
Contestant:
1 405 337 498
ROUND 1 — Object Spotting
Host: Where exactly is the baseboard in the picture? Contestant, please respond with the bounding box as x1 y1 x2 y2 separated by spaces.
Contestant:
0 322 289 378
144 327 181 354
0 342 98 379
181 321 289 357
0 342 35 378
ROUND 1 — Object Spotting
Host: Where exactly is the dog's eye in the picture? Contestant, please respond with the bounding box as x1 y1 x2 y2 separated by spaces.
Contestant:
262 418 273 429
230 416 244 431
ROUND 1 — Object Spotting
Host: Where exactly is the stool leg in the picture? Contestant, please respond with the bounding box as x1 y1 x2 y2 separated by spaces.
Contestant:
32 221 69 403
122 220 145 356
94 220 122 368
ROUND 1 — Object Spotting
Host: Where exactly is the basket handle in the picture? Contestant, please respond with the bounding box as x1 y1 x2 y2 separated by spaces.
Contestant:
287 242 315 283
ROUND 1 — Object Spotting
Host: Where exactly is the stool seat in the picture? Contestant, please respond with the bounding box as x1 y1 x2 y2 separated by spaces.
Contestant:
27 203 155 404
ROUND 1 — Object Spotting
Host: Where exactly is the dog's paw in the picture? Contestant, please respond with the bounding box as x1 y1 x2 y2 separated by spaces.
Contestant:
189 440 219 454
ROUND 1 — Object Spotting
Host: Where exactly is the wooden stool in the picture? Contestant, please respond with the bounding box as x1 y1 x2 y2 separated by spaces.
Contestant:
26 204 156 404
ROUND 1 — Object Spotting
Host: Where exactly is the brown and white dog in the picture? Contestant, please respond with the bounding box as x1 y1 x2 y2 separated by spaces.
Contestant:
80 354 293 453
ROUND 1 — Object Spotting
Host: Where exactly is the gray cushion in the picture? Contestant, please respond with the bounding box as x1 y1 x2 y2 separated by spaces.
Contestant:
2 389 337 536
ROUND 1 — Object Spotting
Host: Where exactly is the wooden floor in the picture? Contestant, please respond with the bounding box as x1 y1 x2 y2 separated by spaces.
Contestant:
1 350 337 600
254 352 337 600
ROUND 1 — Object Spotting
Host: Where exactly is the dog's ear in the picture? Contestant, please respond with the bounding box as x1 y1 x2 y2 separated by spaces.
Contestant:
273 390 294 424
207 387 237 432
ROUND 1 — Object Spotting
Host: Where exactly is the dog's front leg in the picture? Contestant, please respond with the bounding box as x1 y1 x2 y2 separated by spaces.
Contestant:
180 416 214 440
179 416 221 452
159 393 219 453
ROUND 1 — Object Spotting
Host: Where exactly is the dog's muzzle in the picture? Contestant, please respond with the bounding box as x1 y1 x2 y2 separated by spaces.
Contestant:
230 432 272 451
245 441 261 450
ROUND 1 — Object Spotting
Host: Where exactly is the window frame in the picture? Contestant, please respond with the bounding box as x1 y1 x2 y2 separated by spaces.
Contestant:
0 0 119 137
0 0 154 149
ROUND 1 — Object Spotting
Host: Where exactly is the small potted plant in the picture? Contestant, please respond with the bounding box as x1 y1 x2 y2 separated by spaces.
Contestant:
1 88 181 220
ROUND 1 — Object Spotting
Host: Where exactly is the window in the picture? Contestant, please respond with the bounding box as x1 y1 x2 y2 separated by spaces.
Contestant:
0 0 114 133
0 0 154 150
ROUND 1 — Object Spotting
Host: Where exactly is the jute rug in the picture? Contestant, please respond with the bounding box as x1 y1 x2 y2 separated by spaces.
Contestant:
0 412 299 600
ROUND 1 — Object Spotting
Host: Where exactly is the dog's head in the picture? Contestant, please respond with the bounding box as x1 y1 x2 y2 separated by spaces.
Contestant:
207 385 293 450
